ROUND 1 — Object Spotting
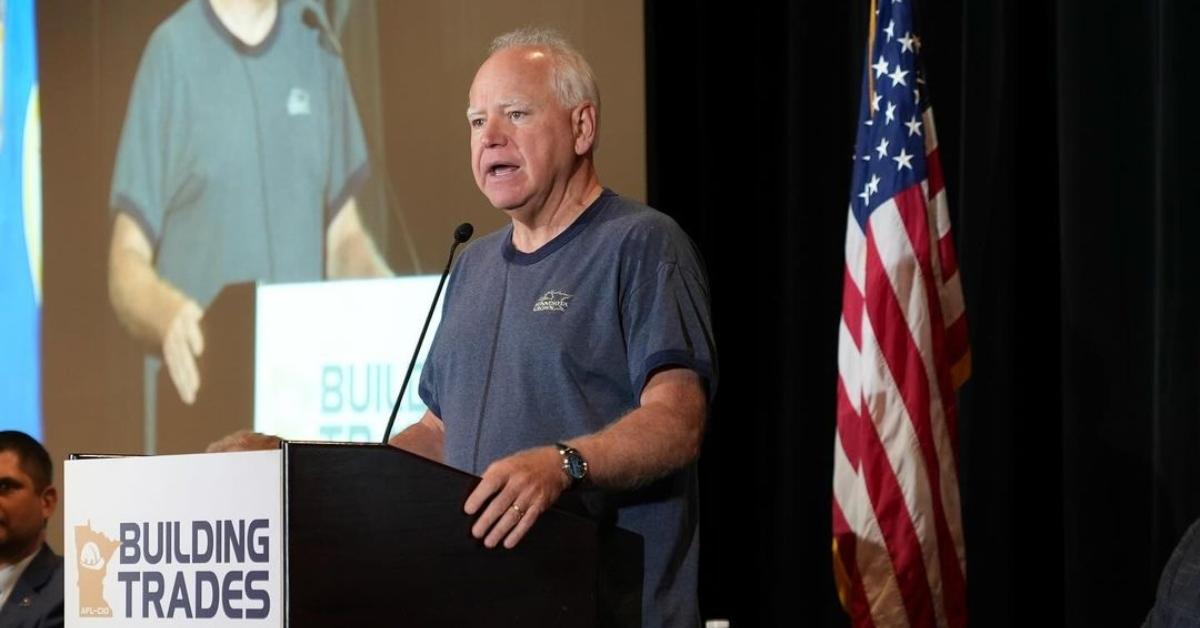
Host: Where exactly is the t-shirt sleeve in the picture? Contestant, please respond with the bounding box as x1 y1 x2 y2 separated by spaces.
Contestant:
110 32 184 245
417 341 443 419
418 259 466 419
324 57 369 223
623 257 718 402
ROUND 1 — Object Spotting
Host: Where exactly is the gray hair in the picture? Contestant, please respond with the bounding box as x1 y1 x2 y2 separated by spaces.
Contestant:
489 27 601 118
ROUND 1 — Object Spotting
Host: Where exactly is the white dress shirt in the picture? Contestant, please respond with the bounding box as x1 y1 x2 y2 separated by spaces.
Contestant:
0 550 38 610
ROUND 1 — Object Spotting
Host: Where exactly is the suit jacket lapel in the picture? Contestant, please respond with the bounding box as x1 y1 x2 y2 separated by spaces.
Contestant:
1 544 55 616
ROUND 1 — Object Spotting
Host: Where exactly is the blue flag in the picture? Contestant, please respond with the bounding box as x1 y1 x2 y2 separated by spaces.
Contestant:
0 0 42 438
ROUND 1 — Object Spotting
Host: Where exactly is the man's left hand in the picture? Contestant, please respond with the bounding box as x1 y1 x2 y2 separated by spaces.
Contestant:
464 446 570 549
205 430 283 453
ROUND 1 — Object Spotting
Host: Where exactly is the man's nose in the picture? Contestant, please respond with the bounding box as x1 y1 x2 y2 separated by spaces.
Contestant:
479 117 507 147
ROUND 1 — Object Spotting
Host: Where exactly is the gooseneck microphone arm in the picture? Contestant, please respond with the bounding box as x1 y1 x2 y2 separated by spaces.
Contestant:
381 223 474 444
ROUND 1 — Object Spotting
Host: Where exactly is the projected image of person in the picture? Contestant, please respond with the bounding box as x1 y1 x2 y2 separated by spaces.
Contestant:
107 0 390 411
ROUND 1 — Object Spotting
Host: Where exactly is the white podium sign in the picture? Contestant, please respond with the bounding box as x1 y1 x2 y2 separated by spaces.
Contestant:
64 451 283 626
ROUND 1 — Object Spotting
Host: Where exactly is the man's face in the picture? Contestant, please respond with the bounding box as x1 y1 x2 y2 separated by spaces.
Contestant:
0 451 54 562
467 47 581 212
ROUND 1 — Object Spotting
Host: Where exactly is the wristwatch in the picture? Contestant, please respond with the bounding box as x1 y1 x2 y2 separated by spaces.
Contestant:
556 442 589 486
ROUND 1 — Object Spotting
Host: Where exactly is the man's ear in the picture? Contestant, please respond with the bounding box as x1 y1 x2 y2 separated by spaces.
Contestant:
41 485 58 522
572 102 598 155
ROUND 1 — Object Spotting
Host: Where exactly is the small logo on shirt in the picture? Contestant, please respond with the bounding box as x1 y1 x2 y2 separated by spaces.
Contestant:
533 290 573 313
287 87 311 116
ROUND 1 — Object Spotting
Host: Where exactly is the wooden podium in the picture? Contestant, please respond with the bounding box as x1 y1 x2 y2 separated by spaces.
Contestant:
65 444 643 627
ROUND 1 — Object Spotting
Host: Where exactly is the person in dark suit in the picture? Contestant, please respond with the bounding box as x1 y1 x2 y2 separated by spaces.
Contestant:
0 431 62 628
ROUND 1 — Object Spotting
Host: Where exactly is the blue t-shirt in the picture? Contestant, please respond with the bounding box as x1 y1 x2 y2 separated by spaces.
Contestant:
420 190 717 627
110 0 368 309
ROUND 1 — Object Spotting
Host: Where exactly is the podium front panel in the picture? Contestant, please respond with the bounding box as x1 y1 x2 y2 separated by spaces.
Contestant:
284 443 599 627
63 451 284 627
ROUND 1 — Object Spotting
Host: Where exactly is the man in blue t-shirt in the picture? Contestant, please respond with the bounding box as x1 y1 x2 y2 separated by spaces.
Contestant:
389 28 717 628
211 24 718 627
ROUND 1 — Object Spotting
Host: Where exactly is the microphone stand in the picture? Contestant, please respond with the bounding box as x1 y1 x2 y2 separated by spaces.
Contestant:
381 223 473 443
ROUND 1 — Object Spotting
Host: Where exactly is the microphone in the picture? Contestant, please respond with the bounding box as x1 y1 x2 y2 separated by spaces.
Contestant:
381 223 474 443
454 223 474 244
298 0 343 56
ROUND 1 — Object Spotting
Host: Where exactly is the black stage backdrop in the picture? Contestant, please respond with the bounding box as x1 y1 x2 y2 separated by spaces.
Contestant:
645 0 1200 626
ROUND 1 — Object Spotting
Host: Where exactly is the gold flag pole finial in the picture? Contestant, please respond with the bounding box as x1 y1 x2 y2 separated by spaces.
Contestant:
867 0 878 113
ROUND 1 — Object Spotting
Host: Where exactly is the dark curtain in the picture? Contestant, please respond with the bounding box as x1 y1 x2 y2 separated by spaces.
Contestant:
645 0 1200 626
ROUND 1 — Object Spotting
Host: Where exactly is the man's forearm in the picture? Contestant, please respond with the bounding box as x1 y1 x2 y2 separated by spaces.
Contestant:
388 412 445 462
568 369 706 491
569 404 704 491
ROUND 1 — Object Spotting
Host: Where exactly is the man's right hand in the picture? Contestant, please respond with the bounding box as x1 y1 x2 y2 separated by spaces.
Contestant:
163 299 205 404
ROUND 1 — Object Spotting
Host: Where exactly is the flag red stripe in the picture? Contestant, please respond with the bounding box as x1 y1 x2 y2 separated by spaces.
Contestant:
926 147 945 198
945 312 969 374
891 187 968 627
938 233 959 281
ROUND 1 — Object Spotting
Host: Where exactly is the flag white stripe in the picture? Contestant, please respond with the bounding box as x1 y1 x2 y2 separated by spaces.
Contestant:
941 271 966 332
845 205 867 295
839 319 863 405
931 188 952 240
923 109 940 156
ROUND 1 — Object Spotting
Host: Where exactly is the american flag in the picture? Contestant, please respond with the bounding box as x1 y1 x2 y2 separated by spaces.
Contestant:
832 0 970 626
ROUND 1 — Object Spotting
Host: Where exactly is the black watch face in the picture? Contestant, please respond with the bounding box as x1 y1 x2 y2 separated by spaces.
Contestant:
565 453 587 479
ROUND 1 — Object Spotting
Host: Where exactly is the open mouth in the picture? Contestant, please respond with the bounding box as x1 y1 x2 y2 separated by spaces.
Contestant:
487 163 519 177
